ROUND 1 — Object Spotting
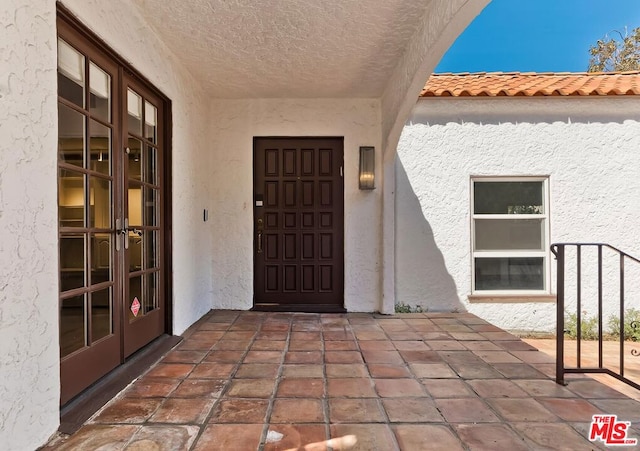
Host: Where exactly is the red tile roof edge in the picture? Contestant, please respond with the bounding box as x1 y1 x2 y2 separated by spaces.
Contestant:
420 72 640 97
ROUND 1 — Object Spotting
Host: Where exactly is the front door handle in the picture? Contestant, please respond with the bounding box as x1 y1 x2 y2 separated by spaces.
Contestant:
257 232 263 254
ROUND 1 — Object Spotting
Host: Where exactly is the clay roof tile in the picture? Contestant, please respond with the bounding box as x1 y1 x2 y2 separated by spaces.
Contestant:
421 72 640 97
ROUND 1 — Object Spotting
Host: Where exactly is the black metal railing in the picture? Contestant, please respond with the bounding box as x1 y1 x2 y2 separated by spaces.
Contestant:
552 243 640 390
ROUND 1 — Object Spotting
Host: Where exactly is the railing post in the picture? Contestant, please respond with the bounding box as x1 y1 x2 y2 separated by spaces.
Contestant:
554 244 566 385
620 254 625 377
576 245 582 368
598 245 603 368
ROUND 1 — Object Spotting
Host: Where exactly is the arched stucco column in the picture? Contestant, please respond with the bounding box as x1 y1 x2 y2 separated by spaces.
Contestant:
378 0 490 314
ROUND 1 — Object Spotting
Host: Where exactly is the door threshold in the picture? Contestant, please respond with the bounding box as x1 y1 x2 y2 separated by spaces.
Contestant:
252 303 346 313
59 334 182 435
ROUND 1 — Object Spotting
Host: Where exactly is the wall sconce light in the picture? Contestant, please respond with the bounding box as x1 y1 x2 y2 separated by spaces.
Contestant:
359 146 375 190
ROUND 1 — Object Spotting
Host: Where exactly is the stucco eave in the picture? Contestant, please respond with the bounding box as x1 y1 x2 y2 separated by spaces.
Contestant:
411 96 640 125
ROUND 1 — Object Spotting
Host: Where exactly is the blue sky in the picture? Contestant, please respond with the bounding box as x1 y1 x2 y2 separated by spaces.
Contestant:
435 0 640 73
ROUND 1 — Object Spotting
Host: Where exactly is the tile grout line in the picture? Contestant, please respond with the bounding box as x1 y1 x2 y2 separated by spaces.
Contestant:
188 311 254 451
373 316 403 451
257 315 292 451
322 318 332 451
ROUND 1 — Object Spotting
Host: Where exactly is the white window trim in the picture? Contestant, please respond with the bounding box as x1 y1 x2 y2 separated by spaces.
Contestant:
470 176 551 296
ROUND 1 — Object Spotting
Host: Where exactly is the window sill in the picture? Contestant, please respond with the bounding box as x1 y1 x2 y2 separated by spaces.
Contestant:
468 294 556 303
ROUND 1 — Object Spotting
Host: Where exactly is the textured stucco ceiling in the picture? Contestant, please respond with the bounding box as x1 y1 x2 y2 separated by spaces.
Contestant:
133 0 434 98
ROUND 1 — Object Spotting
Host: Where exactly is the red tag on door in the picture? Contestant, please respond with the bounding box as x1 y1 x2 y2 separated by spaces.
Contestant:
131 297 141 317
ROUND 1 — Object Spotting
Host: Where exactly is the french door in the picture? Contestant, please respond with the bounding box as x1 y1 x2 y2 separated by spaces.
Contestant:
253 137 345 312
57 19 167 405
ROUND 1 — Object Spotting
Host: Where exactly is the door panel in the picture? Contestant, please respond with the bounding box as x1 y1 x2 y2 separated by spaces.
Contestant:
254 137 344 310
122 79 164 358
57 32 121 404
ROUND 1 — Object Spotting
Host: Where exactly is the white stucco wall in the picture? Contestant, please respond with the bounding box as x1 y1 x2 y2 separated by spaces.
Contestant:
0 2 59 450
209 99 382 312
397 96 640 332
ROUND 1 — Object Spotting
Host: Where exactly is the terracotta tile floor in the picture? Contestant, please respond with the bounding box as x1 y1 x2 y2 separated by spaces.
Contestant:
44 311 640 450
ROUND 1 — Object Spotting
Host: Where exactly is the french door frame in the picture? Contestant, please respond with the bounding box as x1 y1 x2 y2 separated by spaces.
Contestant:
57 6 173 405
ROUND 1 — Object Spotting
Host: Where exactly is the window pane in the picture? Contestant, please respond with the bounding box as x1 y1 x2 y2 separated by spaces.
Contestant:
145 101 157 143
91 288 112 342
474 182 543 214
89 62 110 122
128 182 142 227
129 231 142 272
59 168 85 228
89 176 111 229
144 186 158 227
145 145 157 185
60 294 86 358
91 233 112 285
58 103 85 167
89 120 111 175
144 230 158 269
127 89 142 134
475 257 544 290
60 235 86 292
475 219 544 251
128 138 142 181
144 272 158 314
58 38 85 107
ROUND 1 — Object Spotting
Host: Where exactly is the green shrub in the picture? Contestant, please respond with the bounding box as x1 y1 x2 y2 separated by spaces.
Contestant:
608 308 640 341
564 311 599 340
394 302 424 313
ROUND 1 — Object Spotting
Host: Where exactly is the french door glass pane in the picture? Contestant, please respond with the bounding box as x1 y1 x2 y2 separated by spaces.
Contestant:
129 232 142 272
145 145 157 184
128 182 142 227
127 89 142 134
60 235 86 292
91 233 112 285
91 288 112 342
144 101 157 143
145 231 157 269
128 138 143 181
144 187 157 226
89 120 111 175
59 168 85 228
60 294 86 358
89 176 111 229
89 62 111 122
58 104 85 167
144 272 158 313
57 38 85 108
475 219 545 251
475 257 544 290
474 182 544 214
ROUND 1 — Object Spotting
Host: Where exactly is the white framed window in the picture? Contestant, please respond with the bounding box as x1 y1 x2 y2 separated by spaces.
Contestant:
471 177 550 294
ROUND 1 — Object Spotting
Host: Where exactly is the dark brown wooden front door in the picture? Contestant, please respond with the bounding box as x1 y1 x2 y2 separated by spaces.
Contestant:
253 137 344 311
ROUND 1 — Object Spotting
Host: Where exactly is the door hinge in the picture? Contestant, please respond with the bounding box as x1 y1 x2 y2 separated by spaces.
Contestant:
340 166 343 177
